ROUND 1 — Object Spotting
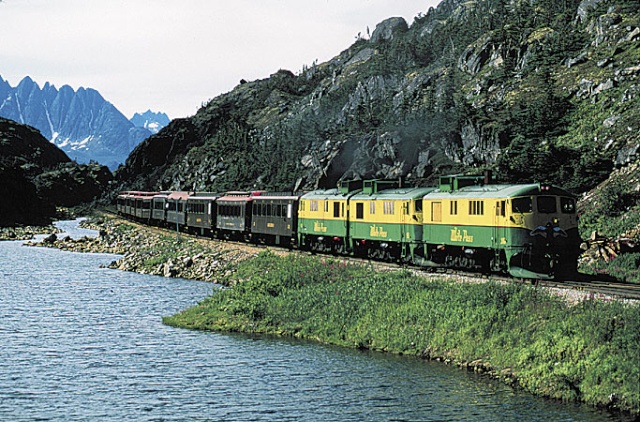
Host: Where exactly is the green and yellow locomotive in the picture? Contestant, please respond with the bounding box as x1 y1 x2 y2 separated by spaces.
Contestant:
297 181 360 254
419 174 580 279
348 180 434 262
296 174 580 279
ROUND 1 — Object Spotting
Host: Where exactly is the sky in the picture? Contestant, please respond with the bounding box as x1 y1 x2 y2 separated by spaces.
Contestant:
0 0 442 120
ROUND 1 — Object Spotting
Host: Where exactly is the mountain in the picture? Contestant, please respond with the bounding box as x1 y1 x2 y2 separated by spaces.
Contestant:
0 117 112 226
130 110 170 134
115 0 639 234
0 75 152 169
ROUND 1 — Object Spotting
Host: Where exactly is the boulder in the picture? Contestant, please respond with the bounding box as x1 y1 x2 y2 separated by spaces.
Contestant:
370 17 408 44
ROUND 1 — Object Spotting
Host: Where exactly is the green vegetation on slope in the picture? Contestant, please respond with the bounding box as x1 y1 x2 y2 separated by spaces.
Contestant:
164 251 639 415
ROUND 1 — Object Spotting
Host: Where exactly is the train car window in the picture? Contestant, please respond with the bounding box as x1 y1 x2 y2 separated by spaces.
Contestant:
383 201 395 215
333 202 340 218
287 204 293 219
267 204 272 216
277 204 283 217
324 201 329 213
356 203 364 219
310 201 319 212
415 200 423 213
561 197 576 214
450 201 458 215
512 197 532 213
370 202 376 215
537 196 557 213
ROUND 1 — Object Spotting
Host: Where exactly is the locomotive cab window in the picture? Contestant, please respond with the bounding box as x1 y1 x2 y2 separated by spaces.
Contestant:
415 200 423 213
561 197 576 214
512 197 532 213
333 202 340 218
537 196 557 214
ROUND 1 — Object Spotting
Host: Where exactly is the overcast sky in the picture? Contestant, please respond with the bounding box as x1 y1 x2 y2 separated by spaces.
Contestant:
1 0 441 119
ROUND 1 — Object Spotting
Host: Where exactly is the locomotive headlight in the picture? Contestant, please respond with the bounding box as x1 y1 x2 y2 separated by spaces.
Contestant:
553 218 559 224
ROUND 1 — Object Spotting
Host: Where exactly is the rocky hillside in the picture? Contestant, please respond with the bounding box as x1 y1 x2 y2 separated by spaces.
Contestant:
0 117 112 226
0 75 152 169
116 1 638 203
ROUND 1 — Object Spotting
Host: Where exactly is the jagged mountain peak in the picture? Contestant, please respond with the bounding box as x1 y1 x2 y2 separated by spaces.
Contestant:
0 74 152 170
130 110 170 134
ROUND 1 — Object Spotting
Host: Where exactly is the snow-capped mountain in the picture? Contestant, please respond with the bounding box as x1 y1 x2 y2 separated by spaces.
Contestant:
0 75 152 169
130 110 170 134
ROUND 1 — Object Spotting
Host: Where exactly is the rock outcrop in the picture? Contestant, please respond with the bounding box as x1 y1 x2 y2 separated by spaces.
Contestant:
0 117 113 226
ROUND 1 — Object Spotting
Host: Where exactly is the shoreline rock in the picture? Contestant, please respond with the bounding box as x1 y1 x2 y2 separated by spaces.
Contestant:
26 215 258 284
0 225 61 241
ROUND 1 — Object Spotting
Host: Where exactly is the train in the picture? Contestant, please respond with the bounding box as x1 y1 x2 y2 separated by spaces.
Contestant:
116 173 581 280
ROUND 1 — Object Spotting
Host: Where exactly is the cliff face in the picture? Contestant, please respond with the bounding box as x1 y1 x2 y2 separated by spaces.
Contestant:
116 0 639 195
0 118 113 226
0 76 152 169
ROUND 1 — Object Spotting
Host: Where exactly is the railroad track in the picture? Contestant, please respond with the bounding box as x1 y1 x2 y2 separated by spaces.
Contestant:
537 278 640 301
100 211 640 301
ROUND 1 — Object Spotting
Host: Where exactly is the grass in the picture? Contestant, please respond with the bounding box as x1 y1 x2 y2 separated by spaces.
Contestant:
164 251 640 415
